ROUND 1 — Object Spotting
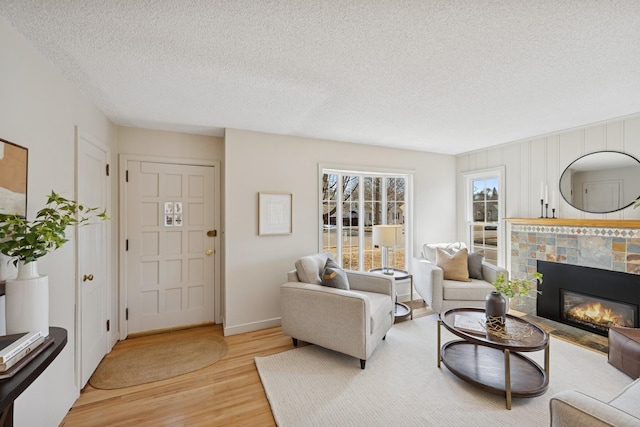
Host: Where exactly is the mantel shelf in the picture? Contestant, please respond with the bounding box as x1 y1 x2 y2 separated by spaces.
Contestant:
505 218 640 228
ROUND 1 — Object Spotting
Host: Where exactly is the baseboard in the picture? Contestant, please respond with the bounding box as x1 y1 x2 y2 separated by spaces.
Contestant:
223 317 281 336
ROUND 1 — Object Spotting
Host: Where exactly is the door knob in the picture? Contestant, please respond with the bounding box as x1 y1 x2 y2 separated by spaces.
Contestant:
83 274 94 282
206 249 213 256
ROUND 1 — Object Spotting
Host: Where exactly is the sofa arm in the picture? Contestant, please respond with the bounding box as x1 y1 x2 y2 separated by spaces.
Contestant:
550 390 640 427
280 282 369 359
287 269 299 282
481 261 508 284
414 260 444 312
346 271 395 297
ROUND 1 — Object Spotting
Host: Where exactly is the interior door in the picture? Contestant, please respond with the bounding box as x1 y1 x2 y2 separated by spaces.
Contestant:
77 129 110 387
125 161 216 334
584 181 621 212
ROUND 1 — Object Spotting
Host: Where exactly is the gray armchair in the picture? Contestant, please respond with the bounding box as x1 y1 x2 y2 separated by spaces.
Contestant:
414 242 508 313
280 252 395 369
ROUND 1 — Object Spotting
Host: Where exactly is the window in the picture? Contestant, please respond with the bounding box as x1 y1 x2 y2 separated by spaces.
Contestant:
321 169 410 272
464 168 504 266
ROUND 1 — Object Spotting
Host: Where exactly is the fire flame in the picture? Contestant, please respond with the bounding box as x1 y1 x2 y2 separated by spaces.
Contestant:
568 302 627 327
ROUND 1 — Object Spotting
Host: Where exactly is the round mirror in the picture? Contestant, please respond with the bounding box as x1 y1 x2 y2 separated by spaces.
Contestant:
560 151 640 213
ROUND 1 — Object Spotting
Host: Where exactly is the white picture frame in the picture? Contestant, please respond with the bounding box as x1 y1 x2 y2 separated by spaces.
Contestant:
259 192 292 235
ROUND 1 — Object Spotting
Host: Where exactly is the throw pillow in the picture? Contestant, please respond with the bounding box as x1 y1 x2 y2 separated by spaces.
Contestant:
467 251 484 280
423 242 466 263
436 247 471 282
321 258 350 290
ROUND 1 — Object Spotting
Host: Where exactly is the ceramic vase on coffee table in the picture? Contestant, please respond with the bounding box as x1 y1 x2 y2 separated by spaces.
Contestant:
485 290 506 326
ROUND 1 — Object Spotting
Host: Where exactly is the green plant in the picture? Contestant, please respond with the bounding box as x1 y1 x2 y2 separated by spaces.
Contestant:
0 191 108 266
492 272 543 298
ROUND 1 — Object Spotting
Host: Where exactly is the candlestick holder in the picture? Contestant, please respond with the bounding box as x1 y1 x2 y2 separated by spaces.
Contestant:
539 199 544 218
545 203 549 218
552 208 556 219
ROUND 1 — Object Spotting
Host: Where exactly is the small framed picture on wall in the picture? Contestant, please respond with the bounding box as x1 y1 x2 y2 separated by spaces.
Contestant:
258 192 292 235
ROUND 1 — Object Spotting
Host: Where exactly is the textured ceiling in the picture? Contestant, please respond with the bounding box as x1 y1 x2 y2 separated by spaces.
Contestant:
1 1 639 155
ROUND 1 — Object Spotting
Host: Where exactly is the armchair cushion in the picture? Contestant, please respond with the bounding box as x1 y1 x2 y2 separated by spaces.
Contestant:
436 247 471 282
422 242 466 263
295 251 333 284
443 278 494 300
321 258 350 290
467 252 484 279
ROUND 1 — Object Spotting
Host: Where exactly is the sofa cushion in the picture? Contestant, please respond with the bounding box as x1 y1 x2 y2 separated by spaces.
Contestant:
353 290 392 334
442 278 495 301
609 377 640 418
295 252 333 285
467 252 484 279
422 242 466 263
436 247 471 282
321 258 350 290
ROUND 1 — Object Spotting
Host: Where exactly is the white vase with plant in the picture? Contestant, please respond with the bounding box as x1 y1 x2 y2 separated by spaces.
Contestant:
0 191 107 337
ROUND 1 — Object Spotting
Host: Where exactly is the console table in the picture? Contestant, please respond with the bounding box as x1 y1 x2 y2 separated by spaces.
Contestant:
0 327 67 426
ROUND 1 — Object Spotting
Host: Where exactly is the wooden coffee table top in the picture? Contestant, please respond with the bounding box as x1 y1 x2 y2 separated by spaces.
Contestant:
440 307 548 352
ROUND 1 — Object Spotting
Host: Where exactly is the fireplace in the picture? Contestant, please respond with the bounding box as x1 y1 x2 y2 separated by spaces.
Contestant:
537 261 640 336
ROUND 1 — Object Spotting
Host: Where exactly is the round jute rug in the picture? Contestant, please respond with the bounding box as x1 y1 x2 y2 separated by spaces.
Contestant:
89 333 228 389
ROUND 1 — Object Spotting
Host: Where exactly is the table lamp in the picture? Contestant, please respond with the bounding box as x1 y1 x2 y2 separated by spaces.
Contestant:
372 224 402 275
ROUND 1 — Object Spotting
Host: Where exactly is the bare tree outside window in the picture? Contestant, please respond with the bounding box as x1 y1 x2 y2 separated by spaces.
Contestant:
322 171 407 272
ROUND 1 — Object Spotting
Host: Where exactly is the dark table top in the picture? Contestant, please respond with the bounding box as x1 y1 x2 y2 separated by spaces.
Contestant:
0 327 67 412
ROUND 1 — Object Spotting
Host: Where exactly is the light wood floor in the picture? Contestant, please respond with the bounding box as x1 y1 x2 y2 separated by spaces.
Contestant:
60 300 607 426
60 302 430 427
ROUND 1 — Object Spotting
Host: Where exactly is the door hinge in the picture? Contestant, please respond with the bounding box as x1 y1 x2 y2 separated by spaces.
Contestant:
126 308 129 321
106 164 110 176
126 239 129 251
126 170 129 182
106 319 110 331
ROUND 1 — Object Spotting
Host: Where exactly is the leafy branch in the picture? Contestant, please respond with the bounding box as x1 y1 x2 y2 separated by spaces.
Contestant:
0 191 108 266
492 272 543 298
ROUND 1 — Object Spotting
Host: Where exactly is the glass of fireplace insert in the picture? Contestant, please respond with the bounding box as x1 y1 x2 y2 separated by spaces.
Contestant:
561 290 635 334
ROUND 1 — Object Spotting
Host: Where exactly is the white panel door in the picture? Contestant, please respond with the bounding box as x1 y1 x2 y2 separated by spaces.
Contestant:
77 130 109 387
126 161 215 334
584 181 621 212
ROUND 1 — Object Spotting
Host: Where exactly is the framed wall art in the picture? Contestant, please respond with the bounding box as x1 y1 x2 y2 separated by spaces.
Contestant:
259 192 292 235
0 138 28 217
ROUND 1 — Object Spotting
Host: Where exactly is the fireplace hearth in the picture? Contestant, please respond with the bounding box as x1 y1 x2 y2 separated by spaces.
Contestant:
537 261 640 336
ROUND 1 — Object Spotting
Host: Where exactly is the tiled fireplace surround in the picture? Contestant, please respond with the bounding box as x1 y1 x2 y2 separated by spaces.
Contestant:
507 219 640 315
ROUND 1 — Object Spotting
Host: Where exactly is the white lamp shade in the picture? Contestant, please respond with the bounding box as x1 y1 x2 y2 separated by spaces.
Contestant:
372 225 402 247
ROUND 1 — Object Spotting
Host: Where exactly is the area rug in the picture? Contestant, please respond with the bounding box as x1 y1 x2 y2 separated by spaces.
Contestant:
90 333 228 389
255 314 632 427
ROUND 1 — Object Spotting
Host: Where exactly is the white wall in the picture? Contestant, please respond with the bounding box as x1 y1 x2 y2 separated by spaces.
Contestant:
117 126 223 160
0 17 117 426
223 128 456 335
456 114 640 265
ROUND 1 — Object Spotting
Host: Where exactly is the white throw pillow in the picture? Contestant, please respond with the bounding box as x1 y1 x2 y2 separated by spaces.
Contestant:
422 242 467 263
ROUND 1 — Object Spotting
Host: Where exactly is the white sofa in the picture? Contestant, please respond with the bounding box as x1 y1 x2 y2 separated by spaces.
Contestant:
280 252 395 369
550 378 640 426
414 242 508 313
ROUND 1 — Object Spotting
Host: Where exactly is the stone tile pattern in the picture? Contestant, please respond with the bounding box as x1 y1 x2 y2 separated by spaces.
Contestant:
509 224 640 314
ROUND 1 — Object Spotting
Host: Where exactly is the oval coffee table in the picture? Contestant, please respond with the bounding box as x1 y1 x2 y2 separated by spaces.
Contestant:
438 307 549 409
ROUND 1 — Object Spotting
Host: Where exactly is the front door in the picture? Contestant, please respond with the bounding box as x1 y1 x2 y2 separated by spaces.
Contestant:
125 161 216 334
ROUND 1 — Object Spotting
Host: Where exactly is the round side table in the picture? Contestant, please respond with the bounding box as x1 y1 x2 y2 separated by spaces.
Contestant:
368 268 413 319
